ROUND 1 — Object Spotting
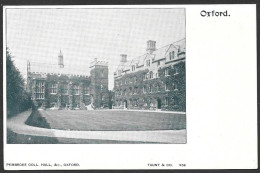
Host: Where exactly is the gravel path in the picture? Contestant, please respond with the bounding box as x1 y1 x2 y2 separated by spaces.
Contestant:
7 110 186 144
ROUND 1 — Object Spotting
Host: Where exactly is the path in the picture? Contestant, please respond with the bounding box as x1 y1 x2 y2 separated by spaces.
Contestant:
7 110 186 144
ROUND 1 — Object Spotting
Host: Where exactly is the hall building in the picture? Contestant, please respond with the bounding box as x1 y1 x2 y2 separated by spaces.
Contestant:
26 51 109 110
113 38 186 111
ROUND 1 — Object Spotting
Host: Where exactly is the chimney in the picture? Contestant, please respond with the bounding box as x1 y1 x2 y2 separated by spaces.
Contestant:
146 40 156 54
58 50 64 68
120 54 127 62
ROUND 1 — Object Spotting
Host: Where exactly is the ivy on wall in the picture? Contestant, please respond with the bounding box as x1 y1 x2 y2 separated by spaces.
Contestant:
113 61 186 111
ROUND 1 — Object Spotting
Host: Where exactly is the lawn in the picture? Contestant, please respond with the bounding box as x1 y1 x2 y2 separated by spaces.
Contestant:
34 110 186 131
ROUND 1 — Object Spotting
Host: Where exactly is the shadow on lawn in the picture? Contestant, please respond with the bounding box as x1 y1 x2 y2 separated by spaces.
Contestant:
25 110 51 129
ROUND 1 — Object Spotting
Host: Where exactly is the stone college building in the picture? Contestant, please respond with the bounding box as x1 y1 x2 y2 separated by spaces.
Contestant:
113 38 186 111
26 51 109 110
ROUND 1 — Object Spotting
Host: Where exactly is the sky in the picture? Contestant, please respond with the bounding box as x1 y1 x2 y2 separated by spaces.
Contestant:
6 8 185 90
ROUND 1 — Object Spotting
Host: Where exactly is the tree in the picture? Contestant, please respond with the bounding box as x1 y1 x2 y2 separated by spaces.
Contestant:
6 48 31 117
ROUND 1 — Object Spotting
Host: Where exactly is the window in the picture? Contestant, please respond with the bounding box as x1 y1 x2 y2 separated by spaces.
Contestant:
134 87 138 94
149 84 152 92
129 87 132 95
123 89 126 96
157 85 161 92
73 85 79 95
173 83 178 90
149 71 153 79
165 68 169 76
169 51 175 60
50 83 57 94
84 86 90 94
157 61 160 66
146 73 149 80
61 83 68 95
132 65 135 71
146 60 150 67
172 97 177 105
143 86 147 93
175 67 179 75
165 97 169 106
165 83 170 91
101 84 103 91
36 81 45 99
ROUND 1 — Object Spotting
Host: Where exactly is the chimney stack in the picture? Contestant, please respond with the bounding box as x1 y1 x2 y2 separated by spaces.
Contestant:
146 40 156 54
120 54 127 62
58 50 64 68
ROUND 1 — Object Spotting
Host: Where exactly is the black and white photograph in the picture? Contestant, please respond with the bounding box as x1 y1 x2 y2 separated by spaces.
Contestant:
5 8 186 144
3 4 257 170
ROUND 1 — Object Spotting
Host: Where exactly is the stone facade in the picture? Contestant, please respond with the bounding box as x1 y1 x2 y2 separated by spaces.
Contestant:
27 52 109 110
113 39 186 112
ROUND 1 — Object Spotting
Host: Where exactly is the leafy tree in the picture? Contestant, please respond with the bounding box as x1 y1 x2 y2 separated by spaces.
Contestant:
6 48 31 117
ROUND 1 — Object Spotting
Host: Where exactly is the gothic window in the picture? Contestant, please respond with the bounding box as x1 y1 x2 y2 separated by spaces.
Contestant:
50 83 57 94
73 85 79 95
36 81 45 99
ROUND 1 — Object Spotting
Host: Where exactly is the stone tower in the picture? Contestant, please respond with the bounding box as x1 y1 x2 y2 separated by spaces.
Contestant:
89 58 109 108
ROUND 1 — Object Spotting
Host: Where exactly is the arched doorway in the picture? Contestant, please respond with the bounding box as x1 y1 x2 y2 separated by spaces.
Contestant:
124 100 128 109
157 98 161 109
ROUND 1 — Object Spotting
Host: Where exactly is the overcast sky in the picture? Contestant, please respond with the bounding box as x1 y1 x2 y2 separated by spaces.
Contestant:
6 8 185 90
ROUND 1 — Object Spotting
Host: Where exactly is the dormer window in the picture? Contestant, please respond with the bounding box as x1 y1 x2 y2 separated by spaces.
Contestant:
169 51 175 60
132 65 135 71
146 59 150 67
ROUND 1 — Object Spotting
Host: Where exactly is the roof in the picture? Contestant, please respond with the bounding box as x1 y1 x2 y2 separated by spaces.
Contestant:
114 38 186 76
29 62 89 76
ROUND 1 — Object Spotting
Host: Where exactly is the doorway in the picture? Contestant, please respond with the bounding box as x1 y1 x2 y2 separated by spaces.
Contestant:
157 99 161 109
124 100 128 109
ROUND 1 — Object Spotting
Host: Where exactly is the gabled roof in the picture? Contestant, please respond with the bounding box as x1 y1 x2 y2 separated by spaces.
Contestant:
114 38 186 76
